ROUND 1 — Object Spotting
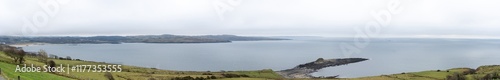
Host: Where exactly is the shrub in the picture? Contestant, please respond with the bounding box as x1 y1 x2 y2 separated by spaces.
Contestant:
492 72 500 79
446 72 466 80
482 72 500 80
37 49 48 63
210 75 217 79
104 72 115 80
148 77 156 80
240 74 250 77
462 68 476 75
472 75 482 80
66 56 72 60
483 74 492 80
171 76 209 80
48 60 56 67
221 73 250 78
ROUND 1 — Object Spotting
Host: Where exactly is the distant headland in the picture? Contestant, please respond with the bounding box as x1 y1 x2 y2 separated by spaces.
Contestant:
0 34 290 45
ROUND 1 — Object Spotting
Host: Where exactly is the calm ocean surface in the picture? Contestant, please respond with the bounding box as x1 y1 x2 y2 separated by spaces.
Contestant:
21 38 500 78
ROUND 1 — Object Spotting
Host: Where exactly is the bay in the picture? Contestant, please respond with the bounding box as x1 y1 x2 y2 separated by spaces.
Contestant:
21 38 500 78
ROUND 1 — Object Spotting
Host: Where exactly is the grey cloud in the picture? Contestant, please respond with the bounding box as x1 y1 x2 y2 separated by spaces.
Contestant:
0 0 499 38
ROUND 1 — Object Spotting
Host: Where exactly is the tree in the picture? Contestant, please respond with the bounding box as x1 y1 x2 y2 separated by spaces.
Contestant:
38 49 48 63
8 48 26 64
483 72 500 80
0 46 25 64
48 60 56 68
17 49 26 64
0 45 4 51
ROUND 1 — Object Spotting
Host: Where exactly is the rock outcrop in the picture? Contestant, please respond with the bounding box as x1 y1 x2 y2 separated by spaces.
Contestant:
276 58 368 78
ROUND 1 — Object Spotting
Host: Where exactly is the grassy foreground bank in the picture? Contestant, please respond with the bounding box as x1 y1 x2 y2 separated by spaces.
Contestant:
0 51 282 80
1 50 499 80
0 52 73 80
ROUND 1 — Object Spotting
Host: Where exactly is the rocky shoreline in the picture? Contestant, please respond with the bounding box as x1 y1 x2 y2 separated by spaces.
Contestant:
276 58 368 78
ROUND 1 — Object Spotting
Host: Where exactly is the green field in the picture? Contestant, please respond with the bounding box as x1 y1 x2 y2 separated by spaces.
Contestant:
0 52 73 80
0 51 282 80
0 62 75 80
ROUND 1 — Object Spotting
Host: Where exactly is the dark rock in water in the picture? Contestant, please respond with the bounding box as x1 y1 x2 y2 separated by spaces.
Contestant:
276 58 368 78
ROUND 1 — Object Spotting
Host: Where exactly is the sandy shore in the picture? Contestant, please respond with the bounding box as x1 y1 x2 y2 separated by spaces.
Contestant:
8 43 50 47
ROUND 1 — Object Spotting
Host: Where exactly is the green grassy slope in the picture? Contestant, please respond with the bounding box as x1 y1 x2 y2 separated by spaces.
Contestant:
0 51 281 80
1 50 500 80
0 52 73 80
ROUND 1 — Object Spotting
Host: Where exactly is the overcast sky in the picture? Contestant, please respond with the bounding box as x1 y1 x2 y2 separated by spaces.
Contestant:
0 0 499 38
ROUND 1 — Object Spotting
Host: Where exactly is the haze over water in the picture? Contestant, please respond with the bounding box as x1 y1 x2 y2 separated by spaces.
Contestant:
21 38 500 78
